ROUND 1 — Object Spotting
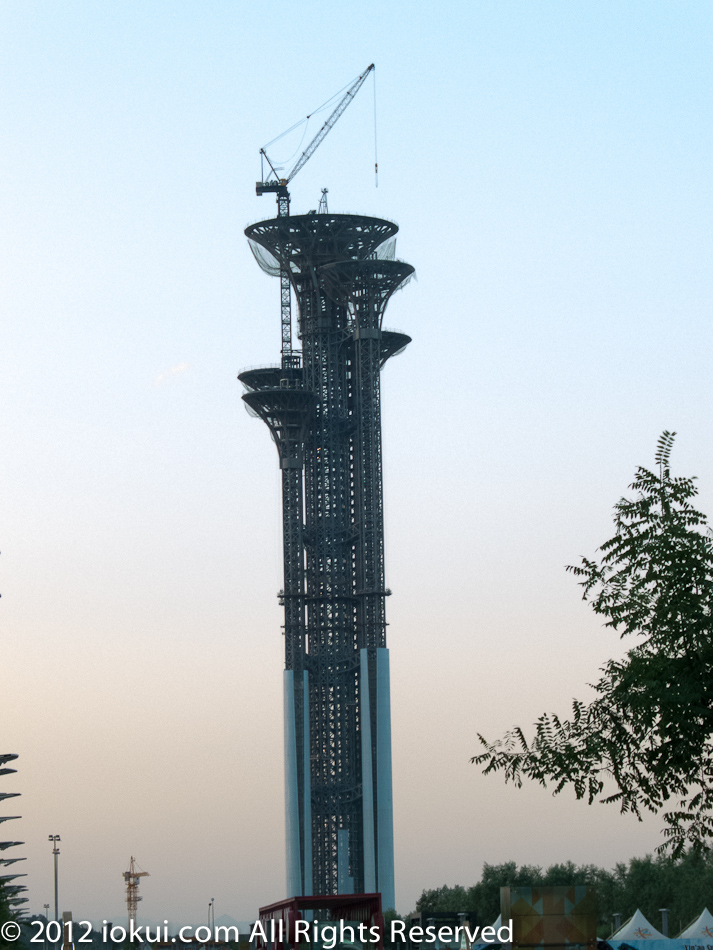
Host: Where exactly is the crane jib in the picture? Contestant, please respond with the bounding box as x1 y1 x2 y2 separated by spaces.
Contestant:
256 63 375 203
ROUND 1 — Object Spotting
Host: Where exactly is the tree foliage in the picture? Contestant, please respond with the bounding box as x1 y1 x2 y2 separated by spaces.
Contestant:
473 433 713 854
0 883 16 946
414 852 713 935
416 862 608 926
0 881 11 919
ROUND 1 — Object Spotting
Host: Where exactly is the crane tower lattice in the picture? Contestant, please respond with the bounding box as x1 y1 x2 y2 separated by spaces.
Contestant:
123 857 149 928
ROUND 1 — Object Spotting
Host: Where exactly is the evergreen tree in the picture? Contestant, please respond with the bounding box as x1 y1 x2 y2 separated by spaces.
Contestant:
0 882 16 948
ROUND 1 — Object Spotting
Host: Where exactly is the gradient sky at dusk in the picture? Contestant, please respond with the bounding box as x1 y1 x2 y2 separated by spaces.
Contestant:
1 0 711 926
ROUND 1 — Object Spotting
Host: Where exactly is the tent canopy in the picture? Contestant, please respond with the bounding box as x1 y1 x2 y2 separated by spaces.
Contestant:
470 915 503 950
679 908 713 940
612 909 665 941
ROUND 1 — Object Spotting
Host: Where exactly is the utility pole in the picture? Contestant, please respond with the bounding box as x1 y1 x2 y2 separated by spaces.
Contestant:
48 835 60 921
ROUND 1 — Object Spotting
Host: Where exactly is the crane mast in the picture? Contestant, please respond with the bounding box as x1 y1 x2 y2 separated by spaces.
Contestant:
255 64 375 368
123 856 149 930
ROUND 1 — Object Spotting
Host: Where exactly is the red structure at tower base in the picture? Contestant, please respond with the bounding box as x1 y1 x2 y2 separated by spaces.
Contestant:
256 893 385 950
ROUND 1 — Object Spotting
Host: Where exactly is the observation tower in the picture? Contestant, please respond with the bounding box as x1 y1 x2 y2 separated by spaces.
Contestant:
241 211 412 911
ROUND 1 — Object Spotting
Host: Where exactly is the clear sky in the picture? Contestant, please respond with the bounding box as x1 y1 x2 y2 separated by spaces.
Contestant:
1 0 711 927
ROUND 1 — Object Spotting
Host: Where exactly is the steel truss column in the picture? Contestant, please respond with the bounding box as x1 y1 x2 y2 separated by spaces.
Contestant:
318 259 412 902
299 283 361 897
238 368 313 673
319 261 414 658
238 365 314 892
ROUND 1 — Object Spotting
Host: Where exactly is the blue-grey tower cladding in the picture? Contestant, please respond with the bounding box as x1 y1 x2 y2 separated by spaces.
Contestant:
240 211 413 910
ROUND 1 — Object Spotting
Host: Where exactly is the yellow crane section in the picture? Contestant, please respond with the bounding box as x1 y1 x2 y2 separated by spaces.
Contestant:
123 856 149 928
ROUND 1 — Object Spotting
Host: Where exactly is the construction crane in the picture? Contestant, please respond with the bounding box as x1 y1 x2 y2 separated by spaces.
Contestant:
123 857 149 929
256 63 374 212
255 63 375 368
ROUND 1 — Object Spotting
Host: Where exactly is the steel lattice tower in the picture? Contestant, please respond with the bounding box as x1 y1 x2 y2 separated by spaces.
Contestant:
241 212 412 910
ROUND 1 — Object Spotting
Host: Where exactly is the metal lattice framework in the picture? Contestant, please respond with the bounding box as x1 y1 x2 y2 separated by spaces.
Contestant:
240 213 412 904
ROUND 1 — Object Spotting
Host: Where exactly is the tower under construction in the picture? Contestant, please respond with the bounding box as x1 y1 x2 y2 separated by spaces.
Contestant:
241 208 412 909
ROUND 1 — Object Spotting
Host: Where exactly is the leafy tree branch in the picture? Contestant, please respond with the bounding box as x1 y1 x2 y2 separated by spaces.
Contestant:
473 433 713 855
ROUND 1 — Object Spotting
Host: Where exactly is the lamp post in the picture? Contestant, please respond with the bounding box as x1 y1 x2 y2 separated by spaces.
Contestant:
48 835 61 921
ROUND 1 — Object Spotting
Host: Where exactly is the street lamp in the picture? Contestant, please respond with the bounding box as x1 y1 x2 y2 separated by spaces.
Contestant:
48 836 61 921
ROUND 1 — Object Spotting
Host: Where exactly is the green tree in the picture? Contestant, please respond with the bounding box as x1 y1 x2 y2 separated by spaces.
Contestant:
0 882 11 921
473 433 713 855
416 885 472 915
0 883 16 949
412 852 713 935
467 863 545 922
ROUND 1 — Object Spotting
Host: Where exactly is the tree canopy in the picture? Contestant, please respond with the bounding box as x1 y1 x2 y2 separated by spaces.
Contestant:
473 433 713 854
414 851 713 936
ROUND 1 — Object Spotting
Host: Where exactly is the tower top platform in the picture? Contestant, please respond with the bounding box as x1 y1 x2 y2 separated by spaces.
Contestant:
245 213 398 271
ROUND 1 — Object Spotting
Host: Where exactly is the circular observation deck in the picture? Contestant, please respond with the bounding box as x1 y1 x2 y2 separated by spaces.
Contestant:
318 259 414 306
238 365 302 392
245 213 398 273
380 330 412 366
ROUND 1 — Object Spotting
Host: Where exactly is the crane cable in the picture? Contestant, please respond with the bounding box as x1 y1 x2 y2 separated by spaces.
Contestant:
267 122 311 173
373 66 378 187
262 70 365 153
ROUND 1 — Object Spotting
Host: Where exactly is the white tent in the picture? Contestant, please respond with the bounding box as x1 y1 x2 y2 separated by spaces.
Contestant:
612 910 666 941
679 909 713 940
469 916 503 950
